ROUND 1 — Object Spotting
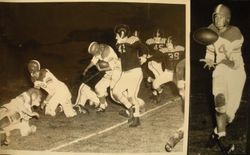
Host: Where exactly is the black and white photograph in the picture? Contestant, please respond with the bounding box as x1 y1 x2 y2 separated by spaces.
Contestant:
190 0 249 154
0 0 189 154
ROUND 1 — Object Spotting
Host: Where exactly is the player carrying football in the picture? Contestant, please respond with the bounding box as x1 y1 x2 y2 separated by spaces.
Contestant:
83 42 122 112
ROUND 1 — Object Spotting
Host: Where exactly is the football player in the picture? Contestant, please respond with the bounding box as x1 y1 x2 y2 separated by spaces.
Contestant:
74 83 100 113
112 24 148 127
148 37 185 103
83 41 122 112
0 88 41 145
145 28 167 85
28 60 77 117
200 4 246 153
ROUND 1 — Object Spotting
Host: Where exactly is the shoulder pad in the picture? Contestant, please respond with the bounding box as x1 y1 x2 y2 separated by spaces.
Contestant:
174 45 185 52
208 24 219 34
126 36 139 44
146 38 154 45
160 38 167 43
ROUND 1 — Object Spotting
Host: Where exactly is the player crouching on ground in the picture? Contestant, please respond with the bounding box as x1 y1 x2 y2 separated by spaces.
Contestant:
112 24 148 127
74 83 100 114
28 60 77 118
82 41 122 112
0 88 41 146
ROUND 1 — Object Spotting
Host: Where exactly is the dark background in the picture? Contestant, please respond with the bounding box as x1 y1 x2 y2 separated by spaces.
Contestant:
0 0 249 154
191 0 250 154
0 1 187 153
0 2 185 91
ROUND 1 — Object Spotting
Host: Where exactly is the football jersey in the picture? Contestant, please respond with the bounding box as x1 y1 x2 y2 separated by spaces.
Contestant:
146 37 167 55
205 24 244 69
1 92 32 122
116 36 149 71
91 44 120 75
162 45 185 71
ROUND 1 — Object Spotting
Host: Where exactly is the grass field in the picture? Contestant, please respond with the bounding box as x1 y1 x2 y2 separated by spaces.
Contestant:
0 85 184 153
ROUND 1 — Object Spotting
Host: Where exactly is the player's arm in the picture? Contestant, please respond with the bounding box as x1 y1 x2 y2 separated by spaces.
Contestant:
200 43 216 70
135 41 150 64
96 62 112 71
228 28 244 69
83 60 95 76
199 24 217 70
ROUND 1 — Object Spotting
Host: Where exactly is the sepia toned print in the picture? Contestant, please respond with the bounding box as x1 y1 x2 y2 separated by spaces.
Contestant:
190 1 249 154
0 0 190 154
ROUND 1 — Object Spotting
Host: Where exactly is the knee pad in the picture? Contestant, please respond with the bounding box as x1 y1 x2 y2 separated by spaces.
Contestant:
215 93 226 114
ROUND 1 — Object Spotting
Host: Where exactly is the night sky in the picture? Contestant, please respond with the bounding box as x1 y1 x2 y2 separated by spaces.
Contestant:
0 2 186 92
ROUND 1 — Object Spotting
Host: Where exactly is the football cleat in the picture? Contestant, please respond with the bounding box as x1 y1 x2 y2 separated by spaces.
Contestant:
226 144 235 154
150 94 161 104
79 107 89 114
96 107 105 113
119 109 130 118
129 117 140 127
165 130 184 152
217 136 235 154
207 132 219 148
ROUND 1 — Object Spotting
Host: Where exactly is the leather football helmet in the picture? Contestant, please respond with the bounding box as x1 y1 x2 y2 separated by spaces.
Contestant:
28 60 40 74
212 4 231 27
114 24 130 38
88 41 100 55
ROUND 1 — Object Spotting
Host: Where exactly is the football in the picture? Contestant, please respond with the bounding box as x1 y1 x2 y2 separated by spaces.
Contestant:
97 60 109 68
193 27 219 45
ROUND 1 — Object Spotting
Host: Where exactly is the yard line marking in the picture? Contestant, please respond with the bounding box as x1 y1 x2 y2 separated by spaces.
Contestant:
47 97 180 152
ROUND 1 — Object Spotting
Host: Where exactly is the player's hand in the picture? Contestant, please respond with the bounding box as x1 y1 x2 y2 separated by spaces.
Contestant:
139 56 147 65
199 59 216 70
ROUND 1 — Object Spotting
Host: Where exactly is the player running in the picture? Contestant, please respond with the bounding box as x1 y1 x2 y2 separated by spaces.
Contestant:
112 24 148 127
82 41 122 112
145 28 167 86
148 37 185 103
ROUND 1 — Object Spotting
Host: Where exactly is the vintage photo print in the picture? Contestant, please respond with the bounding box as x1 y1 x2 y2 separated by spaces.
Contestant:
190 0 249 154
0 0 190 154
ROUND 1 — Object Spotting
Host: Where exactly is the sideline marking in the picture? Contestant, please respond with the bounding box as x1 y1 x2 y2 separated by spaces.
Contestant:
48 97 180 151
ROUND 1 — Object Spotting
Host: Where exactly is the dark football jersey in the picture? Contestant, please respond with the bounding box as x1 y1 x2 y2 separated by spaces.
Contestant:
116 37 148 71
163 46 185 71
